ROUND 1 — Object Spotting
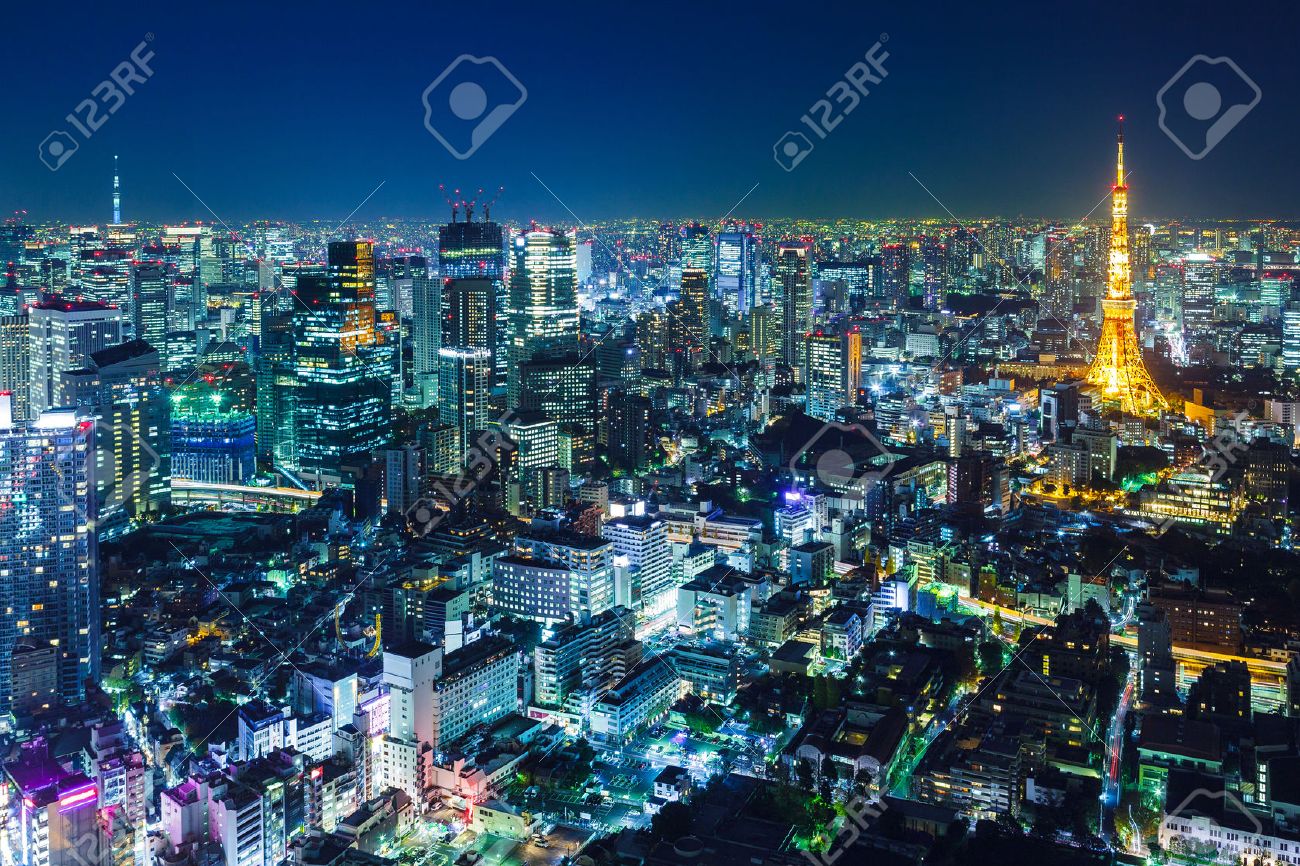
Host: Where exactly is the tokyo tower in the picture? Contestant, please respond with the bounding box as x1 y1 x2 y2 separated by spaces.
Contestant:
1084 119 1168 417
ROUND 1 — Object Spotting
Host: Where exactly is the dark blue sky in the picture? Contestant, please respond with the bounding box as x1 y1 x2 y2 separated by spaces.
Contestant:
4 0 1297 224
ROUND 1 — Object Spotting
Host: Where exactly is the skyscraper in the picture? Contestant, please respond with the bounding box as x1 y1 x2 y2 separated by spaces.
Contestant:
507 230 578 406
132 262 168 363
0 395 100 712
28 299 125 418
716 231 758 317
804 327 861 422
518 351 596 465
437 346 492 462
411 269 441 408
607 390 652 472
441 277 497 361
0 313 28 422
671 268 709 375
880 243 911 309
59 339 170 539
501 410 561 508
161 226 218 331
775 240 813 367
1084 122 1168 417
291 241 391 483
679 222 712 273
440 214 506 391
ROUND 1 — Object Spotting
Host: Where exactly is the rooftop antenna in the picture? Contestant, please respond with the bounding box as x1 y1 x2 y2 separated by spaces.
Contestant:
112 156 121 224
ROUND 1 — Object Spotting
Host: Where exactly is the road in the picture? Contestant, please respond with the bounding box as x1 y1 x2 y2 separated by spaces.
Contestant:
889 689 968 797
1102 657 1137 842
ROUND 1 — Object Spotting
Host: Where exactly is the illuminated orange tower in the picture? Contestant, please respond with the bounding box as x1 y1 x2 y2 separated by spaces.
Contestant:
1085 119 1168 416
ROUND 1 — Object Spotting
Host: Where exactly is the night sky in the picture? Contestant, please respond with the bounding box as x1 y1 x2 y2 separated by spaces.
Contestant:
4 0 1298 225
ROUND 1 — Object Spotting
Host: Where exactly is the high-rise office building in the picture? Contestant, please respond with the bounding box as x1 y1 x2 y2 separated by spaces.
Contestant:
775 241 813 367
0 396 100 712
161 226 218 331
132 262 168 363
28 299 125 418
411 269 441 408
438 275 498 425
819 260 881 311
254 307 296 463
881 243 910 308
1283 298 1300 371
441 277 496 354
437 347 492 462
804 327 861 422
919 237 947 310
603 514 673 617
635 310 669 370
78 249 132 316
679 222 712 273
291 241 391 483
59 339 171 539
671 268 709 374
716 231 759 317
507 230 578 405
439 214 505 376
0 314 28 422
517 351 596 464
501 410 560 507
171 390 256 485
607 390 652 472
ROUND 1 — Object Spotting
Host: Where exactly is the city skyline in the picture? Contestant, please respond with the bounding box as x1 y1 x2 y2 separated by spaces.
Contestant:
5 6 1300 866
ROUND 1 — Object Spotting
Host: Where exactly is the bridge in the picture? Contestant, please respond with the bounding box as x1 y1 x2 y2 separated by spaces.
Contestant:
171 478 323 512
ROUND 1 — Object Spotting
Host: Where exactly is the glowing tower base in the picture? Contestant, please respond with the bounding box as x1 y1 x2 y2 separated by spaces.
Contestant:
1086 296 1168 416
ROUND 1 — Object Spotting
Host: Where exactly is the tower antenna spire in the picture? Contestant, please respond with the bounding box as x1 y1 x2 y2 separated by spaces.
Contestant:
112 155 121 224
1115 114 1125 188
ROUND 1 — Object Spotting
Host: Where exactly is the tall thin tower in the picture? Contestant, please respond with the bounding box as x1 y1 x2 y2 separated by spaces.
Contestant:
1084 119 1168 416
112 155 121 224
